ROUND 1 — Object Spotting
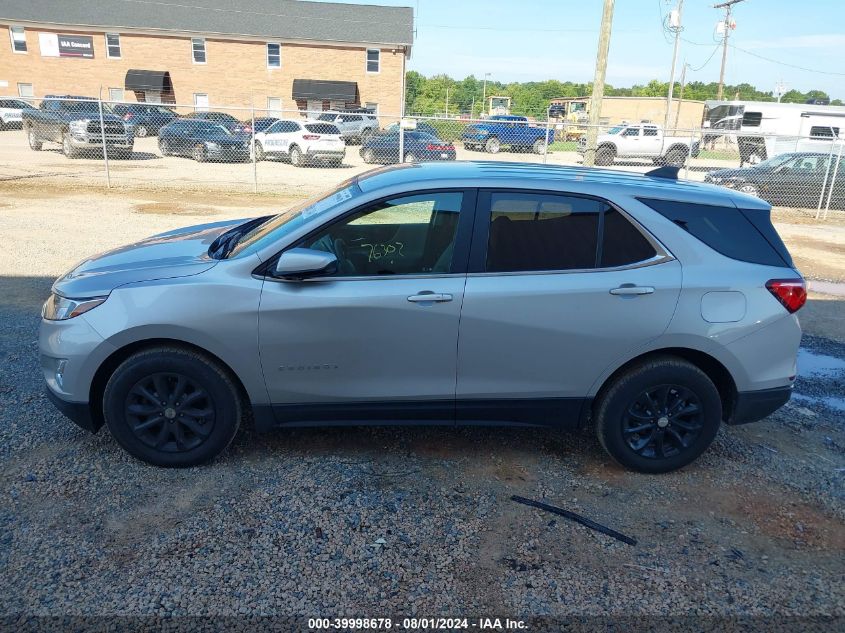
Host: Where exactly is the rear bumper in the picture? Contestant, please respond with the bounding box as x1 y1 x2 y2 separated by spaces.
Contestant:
305 149 345 160
728 385 792 425
45 387 100 433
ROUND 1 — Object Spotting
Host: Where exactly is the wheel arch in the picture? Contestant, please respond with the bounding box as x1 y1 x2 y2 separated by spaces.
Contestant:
665 143 690 155
88 338 253 433
587 347 738 426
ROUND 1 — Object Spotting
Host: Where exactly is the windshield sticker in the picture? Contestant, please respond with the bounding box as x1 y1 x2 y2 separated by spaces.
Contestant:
302 186 354 219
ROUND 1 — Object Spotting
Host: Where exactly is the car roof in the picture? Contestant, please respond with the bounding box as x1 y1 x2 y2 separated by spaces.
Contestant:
355 161 770 209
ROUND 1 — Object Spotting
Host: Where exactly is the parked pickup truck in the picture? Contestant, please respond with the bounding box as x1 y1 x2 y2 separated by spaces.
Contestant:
22 95 134 158
462 115 553 154
578 123 699 166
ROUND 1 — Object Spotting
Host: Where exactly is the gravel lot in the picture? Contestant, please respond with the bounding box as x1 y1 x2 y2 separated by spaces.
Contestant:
0 177 843 624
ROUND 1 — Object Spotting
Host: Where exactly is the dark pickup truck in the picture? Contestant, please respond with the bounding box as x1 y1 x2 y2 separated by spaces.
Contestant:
22 95 134 158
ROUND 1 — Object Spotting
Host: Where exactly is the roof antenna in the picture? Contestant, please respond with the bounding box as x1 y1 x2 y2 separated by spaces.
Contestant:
645 165 680 180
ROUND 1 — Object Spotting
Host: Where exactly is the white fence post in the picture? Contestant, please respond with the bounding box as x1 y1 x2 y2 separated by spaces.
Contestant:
816 139 837 219
823 139 843 221
543 109 551 164
97 87 111 189
250 98 257 193
399 120 405 163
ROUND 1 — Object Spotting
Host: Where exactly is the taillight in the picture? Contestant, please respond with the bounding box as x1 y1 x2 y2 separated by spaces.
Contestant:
426 143 451 151
302 134 320 140
766 278 806 313
123 113 133 120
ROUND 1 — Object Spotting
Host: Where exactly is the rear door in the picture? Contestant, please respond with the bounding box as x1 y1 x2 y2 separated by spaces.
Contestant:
640 125 663 155
455 190 682 426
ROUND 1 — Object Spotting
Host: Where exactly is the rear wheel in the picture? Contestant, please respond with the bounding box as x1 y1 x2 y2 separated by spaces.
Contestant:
289 145 304 167
159 138 172 156
192 143 206 162
737 183 759 197
26 126 42 151
664 147 688 167
594 357 722 473
533 138 547 154
362 148 375 164
404 152 418 163
253 141 265 161
484 136 501 154
103 347 242 467
327 157 343 168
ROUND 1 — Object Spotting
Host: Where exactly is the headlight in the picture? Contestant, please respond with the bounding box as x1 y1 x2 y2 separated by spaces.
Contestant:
477 129 489 135
42 293 107 321
205 142 220 150
69 120 89 135
708 176 722 183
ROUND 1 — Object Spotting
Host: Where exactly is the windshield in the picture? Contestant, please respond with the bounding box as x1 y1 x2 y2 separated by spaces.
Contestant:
226 181 363 258
197 124 233 136
608 126 624 135
756 154 794 170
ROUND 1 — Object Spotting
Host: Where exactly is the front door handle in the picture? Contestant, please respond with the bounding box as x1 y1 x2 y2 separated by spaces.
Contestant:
610 285 655 296
407 292 453 303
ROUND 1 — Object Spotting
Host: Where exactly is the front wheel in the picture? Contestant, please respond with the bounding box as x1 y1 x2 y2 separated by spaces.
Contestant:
595 145 615 166
289 145 304 167
135 125 148 138
484 136 501 154
159 138 172 156
192 144 206 162
27 126 42 151
737 183 759 197
594 357 722 473
403 152 418 163
362 148 375 164
103 347 243 467
253 141 265 162
664 148 688 167
533 138 547 154
62 133 79 158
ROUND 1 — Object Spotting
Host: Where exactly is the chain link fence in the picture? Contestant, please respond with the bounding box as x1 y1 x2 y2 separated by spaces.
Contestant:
1 96 843 219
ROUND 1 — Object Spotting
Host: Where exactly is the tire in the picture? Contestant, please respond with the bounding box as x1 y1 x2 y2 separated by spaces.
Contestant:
135 125 148 138
737 183 759 197
327 158 343 168
111 151 131 160
362 148 375 164
289 145 304 167
103 346 243 467
159 138 171 156
594 356 722 474
664 147 688 167
484 136 501 154
253 141 265 162
62 132 79 158
0 118 5 132
192 144 206 162
26 126 42 151
404 152 418 163
360 128 374 143
533 138 547 154
463 143 475 151
595 145 616 166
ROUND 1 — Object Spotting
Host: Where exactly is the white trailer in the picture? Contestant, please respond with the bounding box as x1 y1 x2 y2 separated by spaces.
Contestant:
703 100 845 163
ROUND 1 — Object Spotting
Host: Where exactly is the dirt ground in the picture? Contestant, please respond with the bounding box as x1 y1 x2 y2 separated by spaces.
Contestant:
0 179 843 623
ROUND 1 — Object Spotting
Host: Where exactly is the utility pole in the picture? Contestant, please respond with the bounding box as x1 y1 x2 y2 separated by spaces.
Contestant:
482 72 491 117
714 0 745 101
664 0 684 130
445 84 450 117
583 0 615 167
674 61 689 129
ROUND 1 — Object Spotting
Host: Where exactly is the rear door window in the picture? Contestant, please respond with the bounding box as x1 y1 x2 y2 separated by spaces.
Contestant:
483 192 604 272
304 123 340 135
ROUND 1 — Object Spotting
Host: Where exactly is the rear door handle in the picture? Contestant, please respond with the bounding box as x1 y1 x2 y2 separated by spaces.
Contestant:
407 292 453 303
610 285 655 296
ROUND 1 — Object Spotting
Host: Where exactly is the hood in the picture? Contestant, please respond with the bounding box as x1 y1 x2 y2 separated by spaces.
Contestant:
706 167 755 180
54 217 254 298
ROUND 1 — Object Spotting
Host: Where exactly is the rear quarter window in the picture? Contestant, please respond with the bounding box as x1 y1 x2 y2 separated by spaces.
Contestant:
304 123 340 134
638 198 792 268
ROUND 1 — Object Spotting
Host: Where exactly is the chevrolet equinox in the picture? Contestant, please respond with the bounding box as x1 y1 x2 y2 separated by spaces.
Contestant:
40 162 805 472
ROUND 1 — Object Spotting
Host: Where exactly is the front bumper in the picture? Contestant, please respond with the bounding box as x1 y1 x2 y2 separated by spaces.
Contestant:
207 146 250 161
728 385 792 425
45 387 99 433
69 135 134 150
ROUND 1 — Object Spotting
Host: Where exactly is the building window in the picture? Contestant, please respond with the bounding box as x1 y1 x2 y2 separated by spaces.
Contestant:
18 83 34 98
267 97 282 115
810 126 840 139
145 91 162 104
105 33 121 59
365 102 379 115
108 88 124 102
366 48 380 73
267 42 281 68
192 38 206 64
10 26 27 53
193 93 209 111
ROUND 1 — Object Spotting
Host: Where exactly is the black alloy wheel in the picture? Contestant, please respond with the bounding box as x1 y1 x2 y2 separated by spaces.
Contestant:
125 372 216 453
622 384 703 460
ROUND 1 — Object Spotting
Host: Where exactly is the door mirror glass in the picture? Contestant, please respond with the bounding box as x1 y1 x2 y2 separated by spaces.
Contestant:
274 248 338 278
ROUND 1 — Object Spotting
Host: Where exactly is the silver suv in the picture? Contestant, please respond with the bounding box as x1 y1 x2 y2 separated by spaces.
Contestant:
40 162 805 472
315 110 379 144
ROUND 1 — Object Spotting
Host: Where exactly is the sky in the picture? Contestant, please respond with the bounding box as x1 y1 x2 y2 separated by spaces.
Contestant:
317 0 845 99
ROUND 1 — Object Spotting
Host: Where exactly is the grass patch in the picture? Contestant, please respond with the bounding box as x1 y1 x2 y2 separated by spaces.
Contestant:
698 149 739 160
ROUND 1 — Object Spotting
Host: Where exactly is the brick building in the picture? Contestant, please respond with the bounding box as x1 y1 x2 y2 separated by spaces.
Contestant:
0 0 414 115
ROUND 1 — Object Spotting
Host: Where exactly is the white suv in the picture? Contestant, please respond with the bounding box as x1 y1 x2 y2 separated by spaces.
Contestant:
253 120 345 167
0 97 34 130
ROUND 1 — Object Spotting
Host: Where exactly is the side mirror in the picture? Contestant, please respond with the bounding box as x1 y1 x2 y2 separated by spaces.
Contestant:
273 248 337 279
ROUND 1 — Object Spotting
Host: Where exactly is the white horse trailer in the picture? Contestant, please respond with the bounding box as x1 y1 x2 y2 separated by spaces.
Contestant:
703 100 845 163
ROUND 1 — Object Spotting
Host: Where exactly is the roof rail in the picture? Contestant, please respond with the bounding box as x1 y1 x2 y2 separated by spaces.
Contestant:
645 165 680 180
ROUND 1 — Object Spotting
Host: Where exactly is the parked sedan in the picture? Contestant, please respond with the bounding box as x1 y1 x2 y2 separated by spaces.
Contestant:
254 120 345 167
184 111 251 134
360 131 456 164
112 104 178 137
252 117 280 134
705 152 845 209
158 119 251 162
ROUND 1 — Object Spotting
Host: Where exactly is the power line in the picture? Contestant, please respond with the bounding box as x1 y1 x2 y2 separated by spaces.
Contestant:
688 43 721 72
730 44 845 77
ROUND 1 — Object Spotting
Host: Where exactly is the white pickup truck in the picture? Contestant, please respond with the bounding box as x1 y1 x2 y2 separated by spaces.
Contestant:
578 123 699 167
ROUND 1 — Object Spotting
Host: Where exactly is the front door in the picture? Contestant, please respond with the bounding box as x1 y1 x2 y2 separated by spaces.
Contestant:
259 190 475 423
456 190 682 426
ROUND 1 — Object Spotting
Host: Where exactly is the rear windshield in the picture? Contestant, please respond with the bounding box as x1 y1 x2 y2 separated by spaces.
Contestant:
304 123 340 135
638 198 792 268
